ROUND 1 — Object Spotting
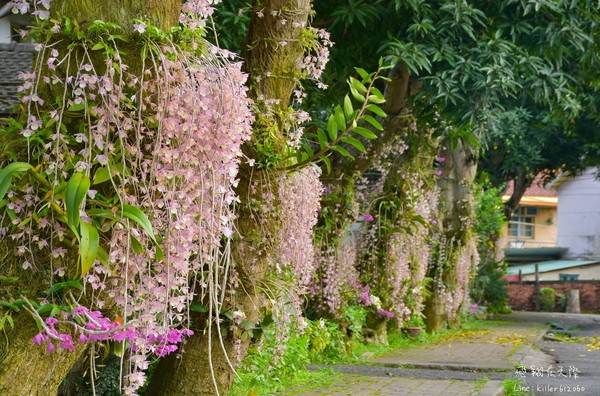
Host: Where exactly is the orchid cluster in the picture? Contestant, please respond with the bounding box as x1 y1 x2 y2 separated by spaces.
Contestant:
4 1 253 394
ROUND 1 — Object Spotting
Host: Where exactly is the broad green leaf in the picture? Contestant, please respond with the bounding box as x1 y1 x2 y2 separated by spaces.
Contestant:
92 167 110 185
334 106 346 131
113 340 126 358
0 162 33 202
343 95 354 118
352 126 378 139
362 115 384 131
320 155 332 175
130 234 143 255
120 204 157 244
317 128 328 150
366 104 387 117
327 115 338 141
330 145 354 159
65 172 90 228
80 222 99 277
97 246 109 265
341 136 366 152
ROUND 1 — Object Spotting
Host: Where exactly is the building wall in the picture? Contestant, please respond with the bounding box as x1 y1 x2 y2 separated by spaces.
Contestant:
501 206 557 248
508 281 600 312
519 264 600 281
557 168 600 258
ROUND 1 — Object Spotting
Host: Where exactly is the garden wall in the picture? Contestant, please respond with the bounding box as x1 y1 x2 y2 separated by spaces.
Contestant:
508 281 600 312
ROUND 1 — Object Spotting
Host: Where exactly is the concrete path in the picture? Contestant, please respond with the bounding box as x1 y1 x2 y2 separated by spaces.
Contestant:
287 313 553 396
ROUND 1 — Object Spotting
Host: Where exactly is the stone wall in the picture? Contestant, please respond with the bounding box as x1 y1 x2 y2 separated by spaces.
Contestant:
508 281 600 312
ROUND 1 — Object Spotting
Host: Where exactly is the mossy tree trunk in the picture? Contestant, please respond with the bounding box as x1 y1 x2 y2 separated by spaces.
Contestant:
424 142 478 332
146 1 312 394
0 1 180 393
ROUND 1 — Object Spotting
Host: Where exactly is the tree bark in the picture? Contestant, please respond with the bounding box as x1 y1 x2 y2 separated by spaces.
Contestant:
0 1 179 393
425 142 478 332
51 0 180 31
0 313 87 396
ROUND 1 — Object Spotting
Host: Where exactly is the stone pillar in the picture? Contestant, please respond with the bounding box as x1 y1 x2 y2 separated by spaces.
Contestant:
566 289 580 313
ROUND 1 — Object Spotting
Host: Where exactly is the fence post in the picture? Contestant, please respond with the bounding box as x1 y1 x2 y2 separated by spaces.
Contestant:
535 263 540 312
566 289 581 313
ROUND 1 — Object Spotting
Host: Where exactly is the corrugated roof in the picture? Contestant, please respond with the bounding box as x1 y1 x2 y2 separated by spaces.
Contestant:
507 260 600 276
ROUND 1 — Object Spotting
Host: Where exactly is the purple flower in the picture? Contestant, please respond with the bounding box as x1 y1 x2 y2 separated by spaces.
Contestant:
437 157 446 162
72 306 89 317
361 214 375 222
46 343 56 353
59 334 75 351
377 309 395 319
45 317 58 326
32 332 48 345
133 22 147 34
435 170 443 176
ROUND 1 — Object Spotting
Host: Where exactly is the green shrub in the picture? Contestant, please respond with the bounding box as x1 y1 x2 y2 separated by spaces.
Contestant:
539 287 556 311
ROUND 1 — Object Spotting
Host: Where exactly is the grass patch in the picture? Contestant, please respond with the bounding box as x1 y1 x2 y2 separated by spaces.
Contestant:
230 367 342 396
503 378 533 396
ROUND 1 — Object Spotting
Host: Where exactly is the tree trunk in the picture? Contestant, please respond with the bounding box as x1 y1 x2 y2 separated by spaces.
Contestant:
0 313 86 396
425 142 478 332
51 0 180 31
147 1 312 394
0 1 180 393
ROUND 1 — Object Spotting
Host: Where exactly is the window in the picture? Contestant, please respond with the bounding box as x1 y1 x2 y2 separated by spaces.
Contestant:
508 206 536 239
559 274 578 281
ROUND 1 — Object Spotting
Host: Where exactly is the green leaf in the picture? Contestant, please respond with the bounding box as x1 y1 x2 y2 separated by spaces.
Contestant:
355 68 371 82
91 42 105 51
79 222 99 277
320 155 332 175
47 279 83 295
301 142 315 158
343 95 354 118
367 95 386 104
92 167 110 185
130 234 143 255
190 301 208 313
37 304 54 315
0 162 33 202
362 115 384 131
3 314 14 330
67 103 85 112
317 128 328 150
349 77 368 93
97 246 109 265
120 204 158 244
327 115 338 141
340 136 366 152
334 106 346 131
366 104 387 117
352 126 377 139
330 145 354 159
349 85 366 102
65 173 90 228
